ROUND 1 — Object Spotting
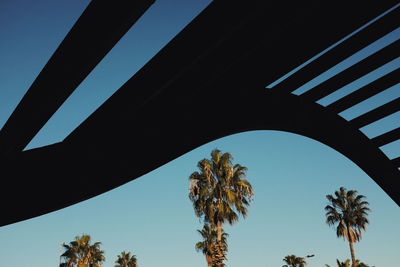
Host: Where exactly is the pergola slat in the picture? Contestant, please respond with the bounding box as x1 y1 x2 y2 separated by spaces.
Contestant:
350 98 400 128
371 127 400 147
272 7 399 94
392 157 400 167
327 68 400 113
301 40 399 101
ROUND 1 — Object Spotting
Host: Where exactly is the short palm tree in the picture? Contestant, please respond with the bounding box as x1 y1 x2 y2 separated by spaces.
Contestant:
195 223 228 267
114 251 137 267
282 254 307 267
60 234 105 267
335 259 371 267
325 187 370 267
336 259 351 267
189 149 253 266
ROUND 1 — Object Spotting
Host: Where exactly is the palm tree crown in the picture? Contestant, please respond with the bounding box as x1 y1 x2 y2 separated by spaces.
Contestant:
114 251 137 267
336 259 351 267
189 149 253 227
282 254 307 267
325 187 370 242
335 259 371 267
60 234 105 267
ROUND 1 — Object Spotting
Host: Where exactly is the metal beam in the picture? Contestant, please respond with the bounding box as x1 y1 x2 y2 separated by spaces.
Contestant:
63 0 313 144
2 91 399 227
0 0 155 156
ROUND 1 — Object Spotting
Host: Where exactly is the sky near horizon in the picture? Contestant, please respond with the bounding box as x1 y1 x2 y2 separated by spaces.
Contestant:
0 1 399 267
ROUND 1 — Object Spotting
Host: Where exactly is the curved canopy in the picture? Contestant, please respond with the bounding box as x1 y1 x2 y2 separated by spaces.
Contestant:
0 0 399 226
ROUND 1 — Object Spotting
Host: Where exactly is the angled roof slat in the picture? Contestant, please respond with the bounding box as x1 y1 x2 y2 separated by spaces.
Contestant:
327 68 400 113
272 6 399 94
350 98 400 128
371 127 400 147
301 39 400 101
392 157 400 167
0 0 154 156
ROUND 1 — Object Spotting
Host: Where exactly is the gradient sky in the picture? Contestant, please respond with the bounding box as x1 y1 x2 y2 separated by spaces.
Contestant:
0 1 399 267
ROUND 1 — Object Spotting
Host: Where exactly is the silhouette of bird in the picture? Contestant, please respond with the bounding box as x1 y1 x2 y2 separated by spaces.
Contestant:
306 254 315 258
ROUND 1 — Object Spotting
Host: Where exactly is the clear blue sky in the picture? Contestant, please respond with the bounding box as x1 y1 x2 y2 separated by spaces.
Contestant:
0 1 399 267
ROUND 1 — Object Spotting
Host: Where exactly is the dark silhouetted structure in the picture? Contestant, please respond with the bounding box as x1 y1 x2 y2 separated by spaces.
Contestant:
0 0 399 226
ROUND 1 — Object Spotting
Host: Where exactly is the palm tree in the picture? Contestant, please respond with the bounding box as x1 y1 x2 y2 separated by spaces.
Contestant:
114 251 137 267
335 259 371 267
282 254 307 267
336 259 351 267
325 187 370 267
189 149 253 266
60 234 105 267
195 224 228 267
324 260 371 267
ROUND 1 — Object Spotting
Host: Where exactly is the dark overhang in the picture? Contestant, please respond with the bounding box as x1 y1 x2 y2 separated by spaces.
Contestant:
0 0 399 227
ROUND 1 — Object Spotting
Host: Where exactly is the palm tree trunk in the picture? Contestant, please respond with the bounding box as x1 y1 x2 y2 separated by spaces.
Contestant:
216 221 224 267
348 240 356 267
347 225 356 267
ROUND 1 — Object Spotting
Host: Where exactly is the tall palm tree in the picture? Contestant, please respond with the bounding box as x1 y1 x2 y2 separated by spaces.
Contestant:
195 223 228 267
282 254 307 267
114 251 137 267
60 234 105 267
189 149 253 266
325 187 370 267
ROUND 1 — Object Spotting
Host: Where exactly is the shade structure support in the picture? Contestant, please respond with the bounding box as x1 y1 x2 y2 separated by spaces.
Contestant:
1 0 399 227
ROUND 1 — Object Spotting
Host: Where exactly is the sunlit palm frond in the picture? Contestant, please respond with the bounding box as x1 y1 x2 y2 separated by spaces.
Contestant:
282 254 307 267
115 251 137 267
